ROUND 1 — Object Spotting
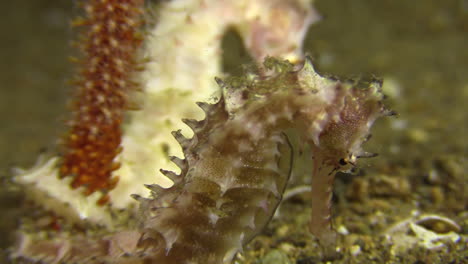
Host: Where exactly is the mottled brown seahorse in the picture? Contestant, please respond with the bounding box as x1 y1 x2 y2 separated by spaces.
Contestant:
12 57 387 264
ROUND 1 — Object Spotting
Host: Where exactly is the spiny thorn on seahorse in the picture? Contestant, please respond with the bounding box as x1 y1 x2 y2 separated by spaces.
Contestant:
182 118 204 132
171 130 190 150
144 184 166 195
214 77 227 88
169 156 188 171
159 169 180 184
356 152 379 159
196 101 213 113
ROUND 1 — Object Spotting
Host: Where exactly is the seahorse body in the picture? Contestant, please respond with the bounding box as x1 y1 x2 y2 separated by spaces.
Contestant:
132 57 385 263
12 58 385 264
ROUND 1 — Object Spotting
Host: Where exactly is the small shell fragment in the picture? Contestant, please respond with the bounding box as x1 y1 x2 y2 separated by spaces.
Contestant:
409 222 460 250
385 213 462 253
414 214 461 233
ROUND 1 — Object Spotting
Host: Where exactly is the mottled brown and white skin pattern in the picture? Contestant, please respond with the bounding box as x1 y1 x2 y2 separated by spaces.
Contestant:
12 57 386 264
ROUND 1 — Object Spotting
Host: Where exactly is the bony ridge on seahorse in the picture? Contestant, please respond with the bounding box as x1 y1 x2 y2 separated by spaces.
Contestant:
13 56 388 264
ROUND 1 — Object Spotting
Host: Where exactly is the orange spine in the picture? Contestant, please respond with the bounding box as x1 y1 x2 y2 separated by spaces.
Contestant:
60 0 144 204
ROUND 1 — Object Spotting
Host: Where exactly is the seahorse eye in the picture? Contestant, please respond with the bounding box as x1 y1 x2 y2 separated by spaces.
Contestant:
338 158 347 166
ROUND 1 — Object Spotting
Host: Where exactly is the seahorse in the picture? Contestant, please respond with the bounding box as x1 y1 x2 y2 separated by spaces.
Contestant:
12 57 386 264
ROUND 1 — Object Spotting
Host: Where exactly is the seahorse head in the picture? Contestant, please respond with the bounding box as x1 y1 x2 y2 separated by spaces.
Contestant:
221 57 385 167
212 57 388 252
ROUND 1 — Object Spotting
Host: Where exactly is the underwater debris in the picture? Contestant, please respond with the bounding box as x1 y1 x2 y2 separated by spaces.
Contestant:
386 213 462 253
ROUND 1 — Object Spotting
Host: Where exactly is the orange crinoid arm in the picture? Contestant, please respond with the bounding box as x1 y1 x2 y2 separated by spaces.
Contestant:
60 0 144 205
